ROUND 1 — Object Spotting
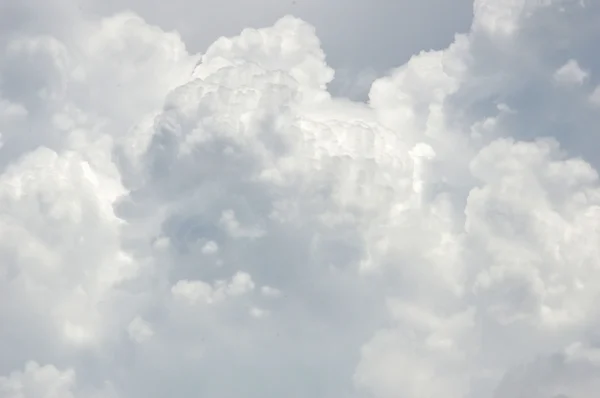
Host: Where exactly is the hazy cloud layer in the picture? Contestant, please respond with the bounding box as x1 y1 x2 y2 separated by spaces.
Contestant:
1 0 600 397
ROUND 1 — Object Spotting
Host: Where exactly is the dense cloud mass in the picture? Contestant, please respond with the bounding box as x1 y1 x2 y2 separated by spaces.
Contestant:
1 0 600 397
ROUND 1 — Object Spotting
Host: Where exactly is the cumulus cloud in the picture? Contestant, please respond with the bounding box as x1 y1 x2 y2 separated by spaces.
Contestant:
0 362 117 398
1 0 600 398
553 59 588 86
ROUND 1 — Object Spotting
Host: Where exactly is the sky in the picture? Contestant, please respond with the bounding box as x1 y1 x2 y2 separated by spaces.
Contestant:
0 0 600 397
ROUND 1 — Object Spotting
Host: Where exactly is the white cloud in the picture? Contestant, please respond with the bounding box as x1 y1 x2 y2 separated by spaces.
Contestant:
219 210 266 240
127 316 154 343
171 279 215 304
171 271 254 305
260 285 282 298
0 362 117 398
553 59 589 85
589 85 600 106
249 306 268 318
0 362 76 398
1 0 600 398
201 240 219 254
